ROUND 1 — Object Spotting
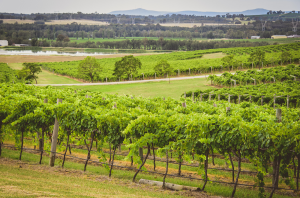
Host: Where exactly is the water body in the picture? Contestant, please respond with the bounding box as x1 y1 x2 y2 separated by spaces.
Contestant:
0 49 118 56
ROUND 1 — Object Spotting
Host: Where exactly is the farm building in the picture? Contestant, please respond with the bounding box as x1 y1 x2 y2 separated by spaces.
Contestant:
251 36 260 39
287 35 300 38
271 35 287 39
0 40 8 46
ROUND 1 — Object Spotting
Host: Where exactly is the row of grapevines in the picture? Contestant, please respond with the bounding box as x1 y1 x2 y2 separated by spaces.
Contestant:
1 83 300 197
39 43 300 82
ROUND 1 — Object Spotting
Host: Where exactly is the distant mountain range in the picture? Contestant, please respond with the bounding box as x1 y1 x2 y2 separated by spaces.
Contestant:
110 8 270 16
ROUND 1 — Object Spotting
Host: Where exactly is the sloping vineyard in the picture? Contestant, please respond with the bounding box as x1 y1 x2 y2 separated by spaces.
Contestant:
208 65 300 86
1 83 300 198
40 43 300 82
183 65 300 108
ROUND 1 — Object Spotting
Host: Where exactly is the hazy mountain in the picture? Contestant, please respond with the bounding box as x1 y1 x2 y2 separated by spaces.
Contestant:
110 8 168 16
110 8 270 16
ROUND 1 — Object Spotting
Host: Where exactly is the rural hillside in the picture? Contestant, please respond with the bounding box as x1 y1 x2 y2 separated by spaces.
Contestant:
1 1 300 198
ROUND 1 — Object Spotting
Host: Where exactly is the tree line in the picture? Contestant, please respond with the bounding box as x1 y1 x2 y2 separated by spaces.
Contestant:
46 38 270 51
0 20 299 45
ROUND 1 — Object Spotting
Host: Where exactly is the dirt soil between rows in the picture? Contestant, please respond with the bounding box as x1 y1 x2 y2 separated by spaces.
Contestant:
0 53 158 64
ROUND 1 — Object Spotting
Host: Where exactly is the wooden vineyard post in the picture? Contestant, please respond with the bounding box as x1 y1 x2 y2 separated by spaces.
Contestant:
106 77 107 83
290 75 296 81
155 73 156 79
276 109 282 123
209 94 211 101
228 95 232 103
238 95 241 104
49 99 62 167
231 79 236 87
200 94 203 102
218 94 220 101
249 95 252 103
251 78 256 85
192 92 194 102
287 95 289 108
261 96 264 106
271 77 275 83
182 102 186 108
274 94 276 109
226 107 230 116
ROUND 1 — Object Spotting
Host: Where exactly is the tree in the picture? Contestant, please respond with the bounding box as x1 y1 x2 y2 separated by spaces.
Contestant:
63 36 70 42
22 63 42 84
281 51 292 64
154 60 174 83
78 56 102 83
31 38 38 46
113 55 142 80
207 32 214 39
248 49 266 69
56 34 65 42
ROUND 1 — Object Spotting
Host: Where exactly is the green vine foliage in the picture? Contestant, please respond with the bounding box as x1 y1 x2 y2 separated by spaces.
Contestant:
1 83 300 196
184 66 300 108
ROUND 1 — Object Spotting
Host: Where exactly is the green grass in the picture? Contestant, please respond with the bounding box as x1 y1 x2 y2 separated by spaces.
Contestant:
9 63 82 84
0 148 294 198
57 78 213 99
0 156 180 198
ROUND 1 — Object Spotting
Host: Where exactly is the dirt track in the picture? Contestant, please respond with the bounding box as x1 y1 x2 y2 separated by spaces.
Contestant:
0 53 153 63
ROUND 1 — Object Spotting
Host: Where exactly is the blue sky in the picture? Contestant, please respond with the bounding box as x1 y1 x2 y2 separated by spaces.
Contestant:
1 0 299 14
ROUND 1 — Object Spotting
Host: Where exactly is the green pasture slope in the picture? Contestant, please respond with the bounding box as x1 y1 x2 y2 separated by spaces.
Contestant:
41 43 300 82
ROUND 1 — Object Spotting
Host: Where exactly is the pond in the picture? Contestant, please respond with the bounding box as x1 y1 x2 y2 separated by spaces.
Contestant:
0 49 118 56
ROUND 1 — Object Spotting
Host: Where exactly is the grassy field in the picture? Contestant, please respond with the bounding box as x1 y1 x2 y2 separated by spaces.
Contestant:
0 147 295 198
9 63 81 84
58 78 212 99
0 158 181 198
